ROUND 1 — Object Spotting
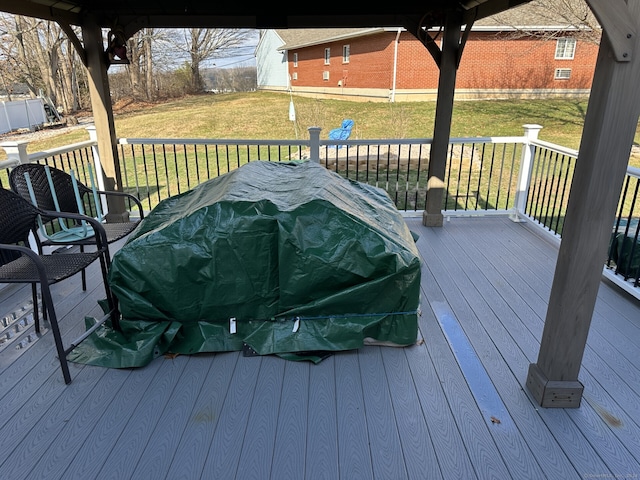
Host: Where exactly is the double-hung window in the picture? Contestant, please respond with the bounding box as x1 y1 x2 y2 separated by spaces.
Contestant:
555 38 576 60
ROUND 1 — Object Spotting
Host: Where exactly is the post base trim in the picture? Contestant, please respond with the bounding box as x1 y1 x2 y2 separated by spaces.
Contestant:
526 363 584 408
423 211 443 227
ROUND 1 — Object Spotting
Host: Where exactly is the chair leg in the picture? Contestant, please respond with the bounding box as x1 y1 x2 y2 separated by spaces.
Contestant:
40 283 72 384
31 283 40 333
42 286 48 322
80 245 87 291
98 251 120 331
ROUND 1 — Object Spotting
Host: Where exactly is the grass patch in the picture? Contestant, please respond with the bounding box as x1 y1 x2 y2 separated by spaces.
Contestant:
0 92 592 146
3 90 639 166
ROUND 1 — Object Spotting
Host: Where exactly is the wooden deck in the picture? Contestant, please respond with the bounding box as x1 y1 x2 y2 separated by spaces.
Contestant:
1 216 639 480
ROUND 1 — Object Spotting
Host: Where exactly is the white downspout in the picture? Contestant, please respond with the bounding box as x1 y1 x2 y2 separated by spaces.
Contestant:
390 28 402 103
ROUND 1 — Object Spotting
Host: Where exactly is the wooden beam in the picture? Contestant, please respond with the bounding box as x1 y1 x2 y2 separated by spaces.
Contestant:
527 0 640 408
58 22 87 67
402 16 442 67
586 0 636 62
81 18 128 222
0 2 80 25
423 10 463 227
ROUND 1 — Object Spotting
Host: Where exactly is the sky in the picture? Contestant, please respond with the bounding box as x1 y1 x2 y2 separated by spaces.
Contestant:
202 29 259 69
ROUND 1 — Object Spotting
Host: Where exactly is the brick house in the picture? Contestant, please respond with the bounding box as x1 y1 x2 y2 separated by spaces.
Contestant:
256 4 600 101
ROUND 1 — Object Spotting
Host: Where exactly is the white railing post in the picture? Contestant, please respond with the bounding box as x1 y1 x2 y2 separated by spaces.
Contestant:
0 140 39 251
308 127 321 163
512 124 543 222
0 140 30 167
85 125 109 216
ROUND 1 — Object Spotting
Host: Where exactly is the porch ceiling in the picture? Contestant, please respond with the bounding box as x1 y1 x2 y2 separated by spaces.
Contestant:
0 0 533 30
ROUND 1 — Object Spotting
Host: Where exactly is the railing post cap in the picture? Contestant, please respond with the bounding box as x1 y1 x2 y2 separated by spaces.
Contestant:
0 140 29 147
85 124 98 141
0 140 29 156
522 124 543 140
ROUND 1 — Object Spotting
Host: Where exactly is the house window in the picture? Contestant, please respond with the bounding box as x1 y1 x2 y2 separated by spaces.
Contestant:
292 72 298 80
293 53 298 67
555 38 576 59
324 48 330 65
343 44 350 64
554 68 572 79
323 71 330 81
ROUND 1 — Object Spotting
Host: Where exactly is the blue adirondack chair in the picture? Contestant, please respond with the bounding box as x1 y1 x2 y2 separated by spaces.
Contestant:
328 119 354 148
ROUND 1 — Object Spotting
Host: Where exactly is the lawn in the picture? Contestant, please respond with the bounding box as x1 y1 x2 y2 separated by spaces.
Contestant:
2 91 639 241
3 91 629 155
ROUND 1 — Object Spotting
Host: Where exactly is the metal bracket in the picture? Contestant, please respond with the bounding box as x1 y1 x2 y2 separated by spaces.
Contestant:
587 0 636 62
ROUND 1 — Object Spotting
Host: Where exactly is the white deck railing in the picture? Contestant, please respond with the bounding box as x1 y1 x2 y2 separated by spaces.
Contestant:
2 124 639 297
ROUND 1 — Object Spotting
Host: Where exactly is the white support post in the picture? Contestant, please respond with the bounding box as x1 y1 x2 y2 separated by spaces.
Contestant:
0 140 30 168
308 127 321 163
512 124 543 222
0 140 39 252
86 125 109 217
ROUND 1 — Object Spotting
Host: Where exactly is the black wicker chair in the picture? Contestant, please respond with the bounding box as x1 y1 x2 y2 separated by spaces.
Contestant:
9 163 145 246
0 188 117 384
9 163 144 286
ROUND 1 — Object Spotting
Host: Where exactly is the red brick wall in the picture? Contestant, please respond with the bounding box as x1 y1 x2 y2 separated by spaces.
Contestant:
288 31 598 91
290 33 399 88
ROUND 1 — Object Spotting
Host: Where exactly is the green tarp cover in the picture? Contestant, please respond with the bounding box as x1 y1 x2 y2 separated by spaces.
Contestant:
69 161 421 368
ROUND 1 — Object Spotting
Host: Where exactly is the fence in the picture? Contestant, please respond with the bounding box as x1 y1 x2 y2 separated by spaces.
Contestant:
0 99 49 135
1 124 639 295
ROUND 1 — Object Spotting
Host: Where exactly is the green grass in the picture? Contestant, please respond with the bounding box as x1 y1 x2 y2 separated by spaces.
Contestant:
5 91 619 154
3 92 638 240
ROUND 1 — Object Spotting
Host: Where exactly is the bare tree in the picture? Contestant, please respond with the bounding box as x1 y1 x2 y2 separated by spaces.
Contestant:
0 14 87 113
491 0 601 44
121 28 167 101
207 66 256 93
173 28 252 93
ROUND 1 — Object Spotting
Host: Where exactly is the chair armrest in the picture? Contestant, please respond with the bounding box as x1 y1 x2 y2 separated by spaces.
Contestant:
0 243 49 283
94 190 145 219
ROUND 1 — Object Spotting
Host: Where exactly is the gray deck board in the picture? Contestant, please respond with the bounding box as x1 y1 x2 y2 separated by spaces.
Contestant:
335 350 374 480
62 359 164 479
131 356 212 480
411 218 606 479
426 217 640 477
270 360 309 480
1 216 640 479
95 357 191 480
379 346 442 480
201 353 263 479
358 346 408 480
305 355 339 480
164 352 238 480
403 332 476 480
235 356 285 480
